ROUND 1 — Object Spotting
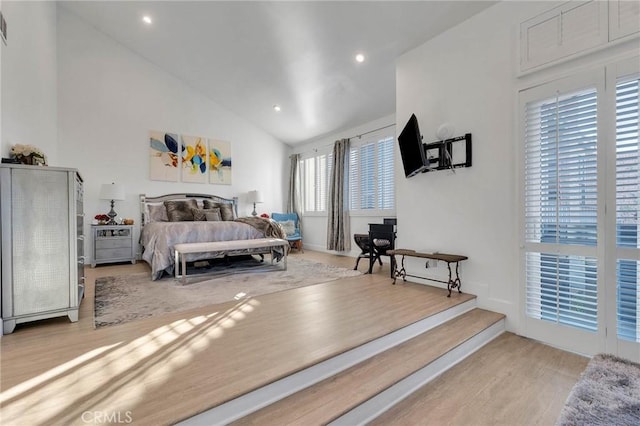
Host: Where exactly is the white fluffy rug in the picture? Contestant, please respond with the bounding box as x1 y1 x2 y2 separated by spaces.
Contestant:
556 353 640 425
94 257 361 328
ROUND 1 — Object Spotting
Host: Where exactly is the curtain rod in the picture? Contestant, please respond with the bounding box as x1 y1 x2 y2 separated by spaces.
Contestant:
347 122 396 140
293 122 396 156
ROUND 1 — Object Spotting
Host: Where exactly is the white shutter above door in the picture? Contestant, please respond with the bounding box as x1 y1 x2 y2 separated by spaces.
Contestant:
521 1 607 71
609 0 640 41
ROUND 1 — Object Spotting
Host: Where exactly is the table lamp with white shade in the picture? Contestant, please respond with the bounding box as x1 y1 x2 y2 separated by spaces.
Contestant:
247 190 264 216
100 183 125 225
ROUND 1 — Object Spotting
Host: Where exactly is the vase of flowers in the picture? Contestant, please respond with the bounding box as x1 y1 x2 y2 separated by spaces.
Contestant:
10 144 47 166
94 214 110 225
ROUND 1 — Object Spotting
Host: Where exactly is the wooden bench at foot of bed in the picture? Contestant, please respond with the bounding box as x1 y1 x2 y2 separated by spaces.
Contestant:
174 238 289 284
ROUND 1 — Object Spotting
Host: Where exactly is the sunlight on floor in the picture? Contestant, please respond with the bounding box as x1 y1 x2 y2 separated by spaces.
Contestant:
0 299 259 425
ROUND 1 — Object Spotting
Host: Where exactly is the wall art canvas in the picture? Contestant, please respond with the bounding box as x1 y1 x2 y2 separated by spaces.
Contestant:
208 139 232 185
149 131 180 182
181 135 208 183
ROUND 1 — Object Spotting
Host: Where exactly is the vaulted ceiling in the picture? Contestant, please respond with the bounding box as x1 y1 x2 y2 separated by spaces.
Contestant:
60 1 495 145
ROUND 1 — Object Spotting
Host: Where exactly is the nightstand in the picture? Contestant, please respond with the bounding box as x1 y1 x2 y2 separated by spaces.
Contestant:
91 224 136 267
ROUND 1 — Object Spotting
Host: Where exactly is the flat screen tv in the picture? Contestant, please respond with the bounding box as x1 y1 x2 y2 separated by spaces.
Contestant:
398 114 429 178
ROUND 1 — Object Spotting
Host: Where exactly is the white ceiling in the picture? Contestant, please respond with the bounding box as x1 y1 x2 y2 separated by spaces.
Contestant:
59 1 496 145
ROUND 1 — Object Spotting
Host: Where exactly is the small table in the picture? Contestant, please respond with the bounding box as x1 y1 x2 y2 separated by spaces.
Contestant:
91 224 136 267
388 249 468 297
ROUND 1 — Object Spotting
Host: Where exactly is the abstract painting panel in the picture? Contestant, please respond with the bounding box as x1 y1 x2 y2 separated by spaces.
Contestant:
181 135 208 184
208 139 232 185
149 131 179 182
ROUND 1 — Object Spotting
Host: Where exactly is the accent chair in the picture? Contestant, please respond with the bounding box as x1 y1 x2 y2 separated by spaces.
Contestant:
271 212 303 252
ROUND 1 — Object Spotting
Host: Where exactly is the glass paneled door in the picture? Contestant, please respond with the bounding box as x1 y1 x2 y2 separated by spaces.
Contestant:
608 59 640 361
520 58 640 361
520 70 605 356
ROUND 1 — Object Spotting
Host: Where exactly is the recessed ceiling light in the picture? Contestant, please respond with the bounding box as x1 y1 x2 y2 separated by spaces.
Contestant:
142 16 152 25
355 53 365 63
273 104 281 112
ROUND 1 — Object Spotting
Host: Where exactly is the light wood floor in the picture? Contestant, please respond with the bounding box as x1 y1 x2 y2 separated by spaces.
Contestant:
0 251 587 426
371 331 588 426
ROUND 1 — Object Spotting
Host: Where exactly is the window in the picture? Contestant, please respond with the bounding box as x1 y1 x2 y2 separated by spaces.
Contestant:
524 85 599 332
349 136 395 211
299 128 395 215
300 152 332 213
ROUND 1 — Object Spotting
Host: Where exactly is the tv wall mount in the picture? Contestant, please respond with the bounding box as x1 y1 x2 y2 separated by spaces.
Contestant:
422 133 472 172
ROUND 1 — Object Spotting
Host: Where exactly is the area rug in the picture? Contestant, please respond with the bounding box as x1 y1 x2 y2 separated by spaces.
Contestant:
94 257 361 328
556 353 640 425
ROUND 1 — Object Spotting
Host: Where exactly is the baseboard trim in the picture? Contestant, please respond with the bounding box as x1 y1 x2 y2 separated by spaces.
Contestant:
178 298 477 425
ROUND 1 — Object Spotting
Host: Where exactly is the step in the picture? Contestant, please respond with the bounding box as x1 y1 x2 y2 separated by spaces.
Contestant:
179 296 479 425
234 308 504 425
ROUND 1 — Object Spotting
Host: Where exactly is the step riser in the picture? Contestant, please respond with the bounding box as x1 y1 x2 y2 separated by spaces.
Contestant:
180 298 477 425
329 319 505 425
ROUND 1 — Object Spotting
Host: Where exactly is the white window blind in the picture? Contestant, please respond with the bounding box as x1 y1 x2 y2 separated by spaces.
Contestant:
615 76 640 342
378 137 395 209
616 78 640 248
349 136 395 211
524 86 599 332
301 153 332 213
526 253 598 331
524 89 598 246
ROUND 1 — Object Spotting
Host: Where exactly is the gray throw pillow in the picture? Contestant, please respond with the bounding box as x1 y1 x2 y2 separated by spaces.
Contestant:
147 203 168 222
165 200 198 222
203 200 235 221
204 208 222 222
191 208 207 221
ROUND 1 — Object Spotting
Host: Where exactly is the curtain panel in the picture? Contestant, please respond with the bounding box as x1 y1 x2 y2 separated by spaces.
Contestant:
287 153 302 228
327 138 350 251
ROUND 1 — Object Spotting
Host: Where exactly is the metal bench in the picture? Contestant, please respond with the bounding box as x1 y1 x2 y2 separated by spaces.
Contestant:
388 249 468 297
174 238 289 284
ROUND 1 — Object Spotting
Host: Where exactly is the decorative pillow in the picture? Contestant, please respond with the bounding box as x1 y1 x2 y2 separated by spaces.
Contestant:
164 200 198 222
191 208 208 221
278 220 296 236
204 208 222 222
147 203 168 222
373 238 391 247
203 200 235 221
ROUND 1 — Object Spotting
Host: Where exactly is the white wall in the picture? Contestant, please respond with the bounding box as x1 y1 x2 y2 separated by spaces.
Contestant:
397 0 640 333
56 7 290 262
1 0 3 338
293 114 395 259
1 0 57 162
0 0 3 157
0 0 57 338
396 1 560 331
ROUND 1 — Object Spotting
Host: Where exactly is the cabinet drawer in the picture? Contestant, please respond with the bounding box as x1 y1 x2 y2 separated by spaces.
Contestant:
95 247 132 260
96 238 131 250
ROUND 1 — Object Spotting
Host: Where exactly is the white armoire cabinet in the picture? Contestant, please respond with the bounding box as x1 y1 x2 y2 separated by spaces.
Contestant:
0 164 84 333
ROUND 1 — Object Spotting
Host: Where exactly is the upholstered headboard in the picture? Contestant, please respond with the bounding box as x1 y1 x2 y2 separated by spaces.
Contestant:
139 193 239 227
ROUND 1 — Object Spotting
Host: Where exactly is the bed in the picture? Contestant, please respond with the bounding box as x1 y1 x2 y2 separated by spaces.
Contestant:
139 193 285 280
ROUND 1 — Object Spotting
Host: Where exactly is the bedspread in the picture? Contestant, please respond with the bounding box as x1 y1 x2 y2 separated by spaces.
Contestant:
141 221 263 280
